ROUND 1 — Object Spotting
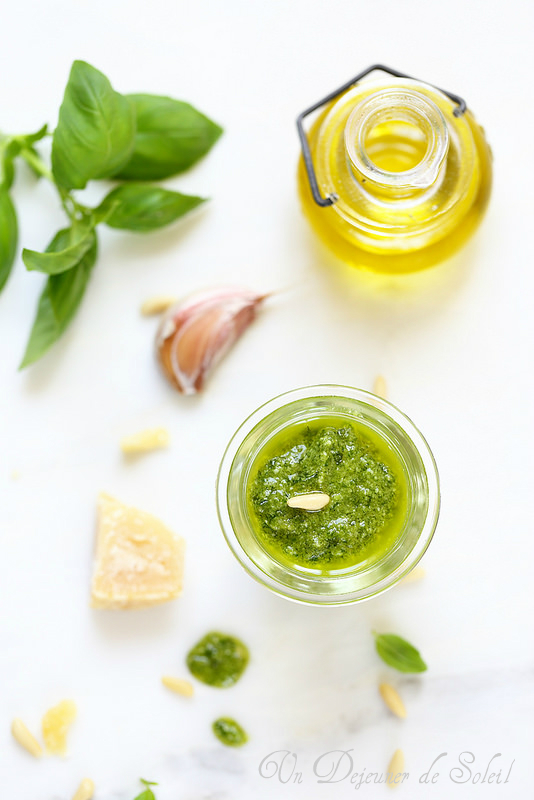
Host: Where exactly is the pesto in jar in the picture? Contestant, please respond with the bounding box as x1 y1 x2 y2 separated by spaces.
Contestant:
247 420 407 570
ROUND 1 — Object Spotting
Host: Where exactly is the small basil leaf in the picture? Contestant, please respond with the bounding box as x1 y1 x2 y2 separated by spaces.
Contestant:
133 779 158 800
22 222 95 275
1 155 15 190
114 94 222 181
18 123 48 146
52 60 135 189
373 632 428 673
0 188 18 292
47 230 97 320
1 139 22 190
97 184 205 232
42 227 71 256
1 126 47 189
19 229 98 368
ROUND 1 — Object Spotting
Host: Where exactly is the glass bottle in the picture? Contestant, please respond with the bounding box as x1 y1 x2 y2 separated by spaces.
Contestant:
298 77 492 274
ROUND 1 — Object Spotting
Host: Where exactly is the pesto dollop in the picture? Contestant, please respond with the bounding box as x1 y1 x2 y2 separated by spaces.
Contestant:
212 717 248 747
248 422 402 569
186 631 249 688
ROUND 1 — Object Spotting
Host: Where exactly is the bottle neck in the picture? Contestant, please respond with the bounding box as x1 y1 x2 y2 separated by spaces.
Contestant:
344 89 449 199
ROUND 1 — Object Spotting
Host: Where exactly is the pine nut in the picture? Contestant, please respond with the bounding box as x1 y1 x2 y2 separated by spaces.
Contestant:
373 375 388 399
120 428 170 454
379 683 407 719
401 566 426 584
387 749 405 788
11 718 42 758
72 778 95 800
162 676 194 697
287 492 330 511
141 296 177 316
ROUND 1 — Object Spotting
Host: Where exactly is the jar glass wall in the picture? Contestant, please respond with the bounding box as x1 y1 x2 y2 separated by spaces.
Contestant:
217 386 440 605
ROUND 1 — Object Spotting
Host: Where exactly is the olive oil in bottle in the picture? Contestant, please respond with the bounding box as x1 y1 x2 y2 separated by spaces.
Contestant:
298 77 492 274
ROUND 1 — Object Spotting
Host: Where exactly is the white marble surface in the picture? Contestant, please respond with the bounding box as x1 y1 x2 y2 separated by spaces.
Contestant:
1 0 533 797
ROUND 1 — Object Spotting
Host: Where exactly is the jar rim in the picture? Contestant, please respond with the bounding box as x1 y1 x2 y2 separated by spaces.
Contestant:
216 385 440 606
344 88 449 190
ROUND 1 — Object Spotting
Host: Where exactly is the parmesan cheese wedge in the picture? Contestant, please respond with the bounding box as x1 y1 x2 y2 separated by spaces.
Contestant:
91 493 185 609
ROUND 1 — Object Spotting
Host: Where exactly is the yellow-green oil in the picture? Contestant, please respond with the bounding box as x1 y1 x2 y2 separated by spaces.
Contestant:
298 81 493 275
246 417 408 573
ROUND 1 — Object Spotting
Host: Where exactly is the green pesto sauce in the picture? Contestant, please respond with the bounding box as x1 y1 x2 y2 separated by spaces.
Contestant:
186 632 249 688
247 419 407 570
212 717 248 747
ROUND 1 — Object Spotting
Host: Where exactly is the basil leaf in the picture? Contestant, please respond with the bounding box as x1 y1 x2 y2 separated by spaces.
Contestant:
1 139 22 190
134 778 158 800
52 60 135 189
22 222 95 275
0 188 18 292
115 94 222 181
97 184 205 232
373 632 428 673
19 229 97 368
1 126 48 188
47 230 97 319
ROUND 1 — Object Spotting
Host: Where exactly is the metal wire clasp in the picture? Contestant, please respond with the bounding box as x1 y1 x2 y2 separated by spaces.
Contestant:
296 64 467 208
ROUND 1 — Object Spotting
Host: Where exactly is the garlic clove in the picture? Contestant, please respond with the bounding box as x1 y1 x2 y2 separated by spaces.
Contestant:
156 287 266 394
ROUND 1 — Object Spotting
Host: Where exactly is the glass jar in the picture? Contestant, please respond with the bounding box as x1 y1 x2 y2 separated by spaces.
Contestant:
298 76 492 274
217 386 440 605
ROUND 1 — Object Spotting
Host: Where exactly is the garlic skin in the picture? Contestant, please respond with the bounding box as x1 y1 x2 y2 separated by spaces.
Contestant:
156 287 266 394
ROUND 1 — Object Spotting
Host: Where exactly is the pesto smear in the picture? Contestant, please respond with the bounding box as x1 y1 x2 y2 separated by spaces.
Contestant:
248 421 405 570
212 717 248 747
186 631 249 688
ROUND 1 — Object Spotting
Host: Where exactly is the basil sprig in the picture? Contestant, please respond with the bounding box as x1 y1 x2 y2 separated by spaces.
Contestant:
0 59 222 368
373 632 428 673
